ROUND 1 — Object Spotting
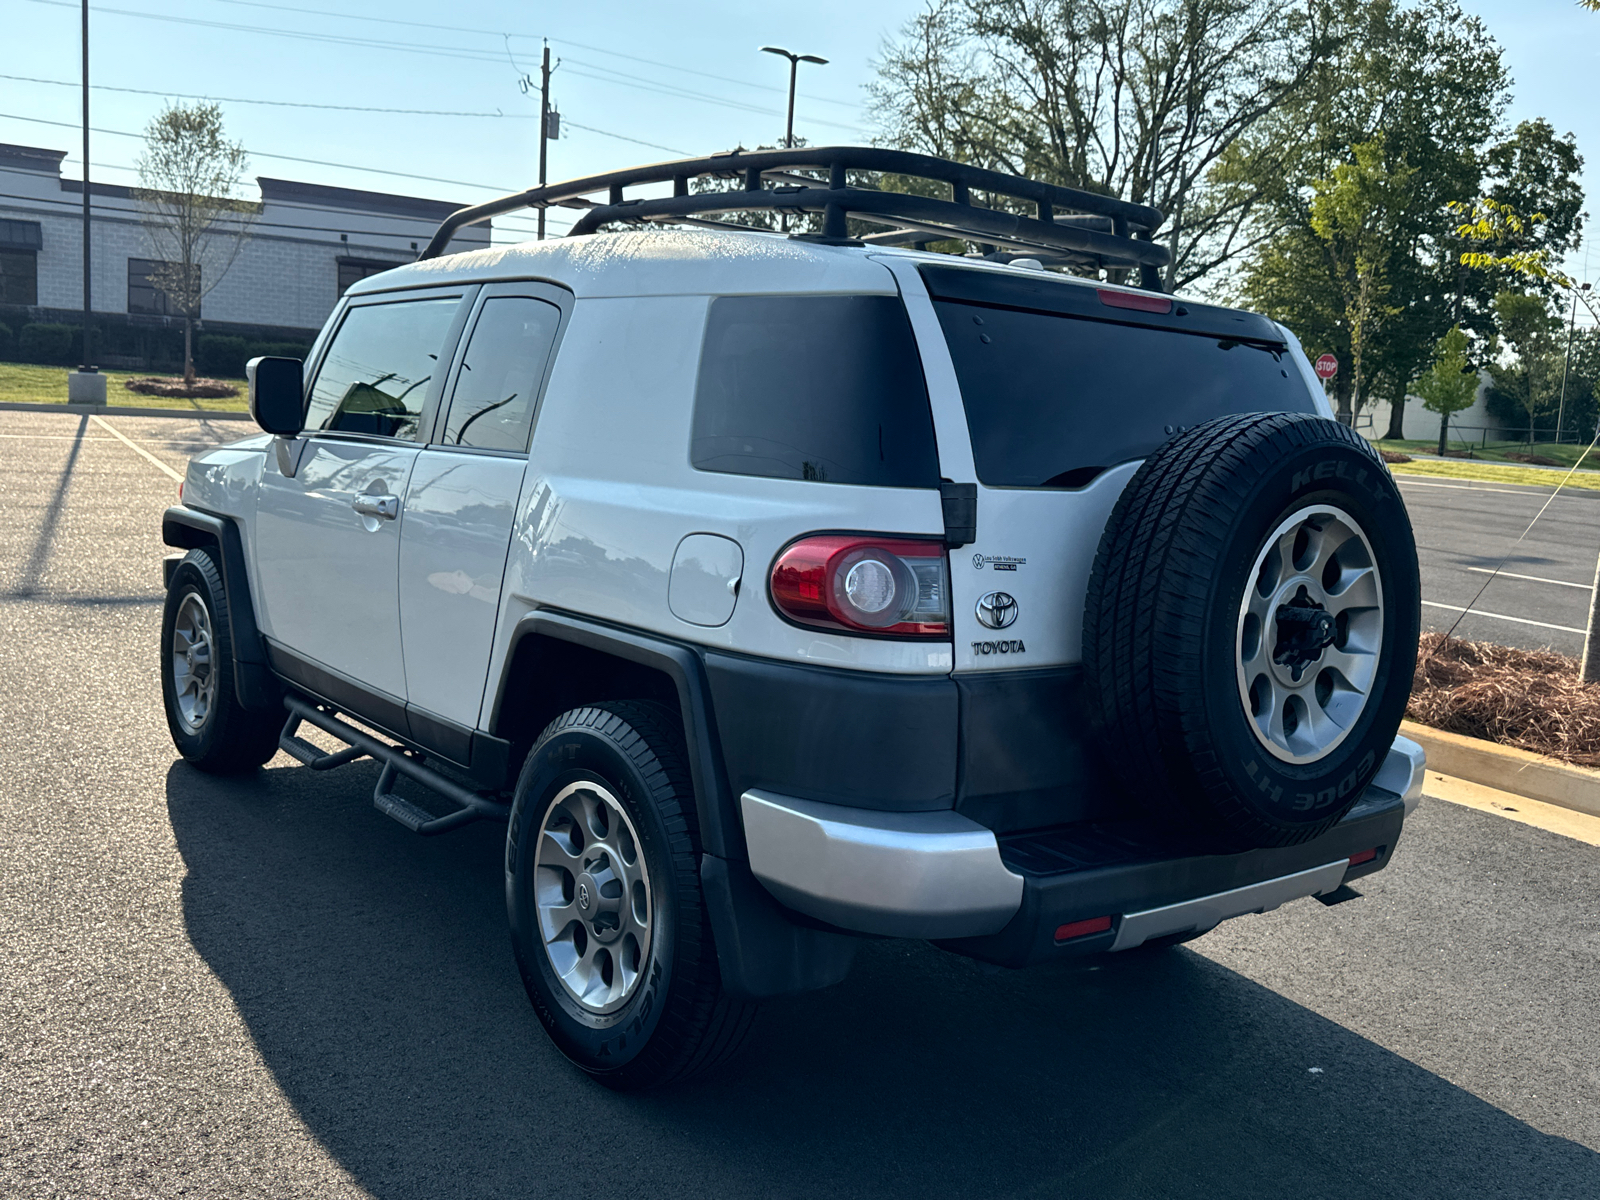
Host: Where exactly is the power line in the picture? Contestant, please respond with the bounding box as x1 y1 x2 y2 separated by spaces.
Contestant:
19 0 867 131
0 72 536 119
195 0 865 111
0 110 520 194
0 73 694 154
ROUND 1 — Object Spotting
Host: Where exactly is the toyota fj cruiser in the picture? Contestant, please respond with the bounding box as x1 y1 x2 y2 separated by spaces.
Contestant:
159 147 1426 1090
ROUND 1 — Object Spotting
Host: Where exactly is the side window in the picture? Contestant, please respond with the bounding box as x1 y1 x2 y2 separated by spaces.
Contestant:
440 297 562 451
690 295 940 487
305 296 460 440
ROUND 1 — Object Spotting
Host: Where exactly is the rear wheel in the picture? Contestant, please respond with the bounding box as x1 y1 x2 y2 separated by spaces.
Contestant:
506 702 756 1089
160 548 281 773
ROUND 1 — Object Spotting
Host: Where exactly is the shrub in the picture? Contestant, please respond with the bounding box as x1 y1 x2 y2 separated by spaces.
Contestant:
123 376 240 399
17 323 79 365
247 340 312 363
197 334 249 378
0 320 13 358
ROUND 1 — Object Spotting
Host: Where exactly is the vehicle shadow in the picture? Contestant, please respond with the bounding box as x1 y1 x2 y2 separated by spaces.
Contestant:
167 761 1599 1200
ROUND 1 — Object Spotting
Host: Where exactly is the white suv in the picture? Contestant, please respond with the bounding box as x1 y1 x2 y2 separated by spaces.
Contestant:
158 148 1426 1089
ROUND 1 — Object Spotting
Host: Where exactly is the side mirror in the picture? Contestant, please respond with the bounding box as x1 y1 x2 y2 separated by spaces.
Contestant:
247 356 305 437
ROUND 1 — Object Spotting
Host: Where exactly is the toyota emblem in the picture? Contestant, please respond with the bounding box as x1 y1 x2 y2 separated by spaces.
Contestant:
976 591 1018 630
578 882 591 910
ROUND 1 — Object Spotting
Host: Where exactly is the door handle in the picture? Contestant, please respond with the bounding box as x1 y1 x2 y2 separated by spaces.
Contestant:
352 494 400 520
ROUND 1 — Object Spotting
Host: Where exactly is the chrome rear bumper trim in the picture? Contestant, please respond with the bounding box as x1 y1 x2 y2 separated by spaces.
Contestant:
740 790 1025 939
1110 859 1351 951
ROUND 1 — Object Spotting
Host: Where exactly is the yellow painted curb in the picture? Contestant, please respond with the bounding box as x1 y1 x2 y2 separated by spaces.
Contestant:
1422 771 1600 848
1401 720 1600 820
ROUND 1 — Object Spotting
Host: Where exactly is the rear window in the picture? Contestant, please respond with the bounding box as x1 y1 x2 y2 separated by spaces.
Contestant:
691 294 940 488
932 298 1315 488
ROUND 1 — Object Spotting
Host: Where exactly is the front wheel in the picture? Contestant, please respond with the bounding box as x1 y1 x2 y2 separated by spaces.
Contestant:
160 549 281 773
505 702 755 1089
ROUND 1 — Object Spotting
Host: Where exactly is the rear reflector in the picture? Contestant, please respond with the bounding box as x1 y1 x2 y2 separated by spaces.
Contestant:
1055 915 1113 942
1097 288 1173 314
1348 848 1379 867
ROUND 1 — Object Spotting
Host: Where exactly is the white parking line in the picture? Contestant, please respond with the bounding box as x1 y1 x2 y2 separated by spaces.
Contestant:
1396 478 1572 498
1465 566 1592 590
1421 599 1585 634
88 414 184 483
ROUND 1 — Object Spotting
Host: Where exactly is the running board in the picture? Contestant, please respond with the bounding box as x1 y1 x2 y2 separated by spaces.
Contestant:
280 695 511 836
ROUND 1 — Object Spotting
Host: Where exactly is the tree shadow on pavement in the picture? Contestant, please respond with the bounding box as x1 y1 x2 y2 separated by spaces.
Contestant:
167 760 1600 1200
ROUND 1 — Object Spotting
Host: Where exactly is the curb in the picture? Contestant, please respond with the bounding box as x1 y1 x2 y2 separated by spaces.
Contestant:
1400 720 1600 820
0 400 253 421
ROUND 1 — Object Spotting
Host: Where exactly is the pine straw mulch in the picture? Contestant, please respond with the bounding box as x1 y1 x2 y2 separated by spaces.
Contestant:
123 376 240 399
1409 632 1600 767
1379 449 1412 463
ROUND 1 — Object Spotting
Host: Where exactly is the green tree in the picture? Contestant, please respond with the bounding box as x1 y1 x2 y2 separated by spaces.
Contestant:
1414 325 1478 454
135 103 254 384
871 0 1331 288
1486 290 1561 443
1306 137 1416 417
1233 0 1508 433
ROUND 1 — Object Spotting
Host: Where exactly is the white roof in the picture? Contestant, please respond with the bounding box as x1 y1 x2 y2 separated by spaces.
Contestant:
349 227 903 300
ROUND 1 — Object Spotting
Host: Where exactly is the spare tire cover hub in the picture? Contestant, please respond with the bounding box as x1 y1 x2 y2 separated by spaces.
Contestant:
1237 504 1384 765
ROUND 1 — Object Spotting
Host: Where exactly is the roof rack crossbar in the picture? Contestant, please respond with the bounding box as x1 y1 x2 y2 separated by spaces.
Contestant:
564 186 1166 267
419 146 1170 280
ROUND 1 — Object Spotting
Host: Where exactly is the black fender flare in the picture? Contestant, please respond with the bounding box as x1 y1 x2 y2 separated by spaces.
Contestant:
489 610 739 860
488 610 856 999
161 505 280 712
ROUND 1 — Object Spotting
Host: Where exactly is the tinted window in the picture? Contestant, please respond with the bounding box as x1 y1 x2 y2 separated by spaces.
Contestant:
440 297 562 451
0 249 36 306
934 301 1315 488
337 257 405 297
306 297 460 440
691 295 940 487
128 257 192 317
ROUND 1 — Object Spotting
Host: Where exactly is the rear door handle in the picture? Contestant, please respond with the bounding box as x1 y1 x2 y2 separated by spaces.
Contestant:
352 494 400 520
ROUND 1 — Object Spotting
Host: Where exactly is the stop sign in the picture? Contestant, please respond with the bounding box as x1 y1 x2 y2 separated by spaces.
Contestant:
1314 354 1339 380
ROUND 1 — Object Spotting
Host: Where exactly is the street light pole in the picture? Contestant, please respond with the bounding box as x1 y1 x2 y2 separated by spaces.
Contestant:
80 0 91 369
1556 282 1591 445
759 47 827 233
759 46 828 149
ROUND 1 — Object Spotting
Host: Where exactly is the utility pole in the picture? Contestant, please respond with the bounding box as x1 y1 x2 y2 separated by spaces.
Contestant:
538 41 551 240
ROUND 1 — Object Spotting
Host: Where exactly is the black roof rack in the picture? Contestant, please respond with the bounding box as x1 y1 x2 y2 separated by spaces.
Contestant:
419 146 1171 291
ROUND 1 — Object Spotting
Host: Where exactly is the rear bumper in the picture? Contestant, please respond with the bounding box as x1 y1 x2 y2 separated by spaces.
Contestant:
742 735 1424 957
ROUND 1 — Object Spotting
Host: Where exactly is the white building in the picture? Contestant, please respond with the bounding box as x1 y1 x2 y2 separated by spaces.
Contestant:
1356 372 1515 447
0 141 490 355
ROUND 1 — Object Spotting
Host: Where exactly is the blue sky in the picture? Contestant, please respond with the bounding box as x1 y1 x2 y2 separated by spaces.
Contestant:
2 0 1596 267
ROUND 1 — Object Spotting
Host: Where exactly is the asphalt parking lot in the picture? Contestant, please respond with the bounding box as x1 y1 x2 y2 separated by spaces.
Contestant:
1403 473 1600 657
1 407 1598 1198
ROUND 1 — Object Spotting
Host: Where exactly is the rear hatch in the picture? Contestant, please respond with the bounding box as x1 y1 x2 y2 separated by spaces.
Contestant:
911 263 1320 672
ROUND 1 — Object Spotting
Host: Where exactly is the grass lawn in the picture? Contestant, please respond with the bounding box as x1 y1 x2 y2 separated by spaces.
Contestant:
0 362 250 412
1386 456 1600 492
1375 437 1600 470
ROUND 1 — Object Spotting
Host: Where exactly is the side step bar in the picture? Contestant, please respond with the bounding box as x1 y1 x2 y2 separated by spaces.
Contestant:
279 695 511 836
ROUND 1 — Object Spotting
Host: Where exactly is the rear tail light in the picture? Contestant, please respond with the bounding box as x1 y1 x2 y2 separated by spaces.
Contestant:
770 534 950 637
1348 847 1378 867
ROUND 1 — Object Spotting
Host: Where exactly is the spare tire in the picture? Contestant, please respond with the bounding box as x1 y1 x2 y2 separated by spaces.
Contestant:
1082 412 1419 849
